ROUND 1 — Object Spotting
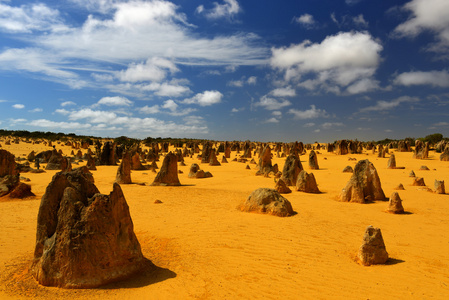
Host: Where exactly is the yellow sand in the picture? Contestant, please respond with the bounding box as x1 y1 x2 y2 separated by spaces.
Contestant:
1 141 449 299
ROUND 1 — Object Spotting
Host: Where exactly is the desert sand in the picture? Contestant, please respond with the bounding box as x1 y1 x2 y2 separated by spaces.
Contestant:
1 141 449 299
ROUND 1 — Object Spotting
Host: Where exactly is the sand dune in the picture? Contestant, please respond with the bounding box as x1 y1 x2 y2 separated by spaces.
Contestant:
1 141 449 299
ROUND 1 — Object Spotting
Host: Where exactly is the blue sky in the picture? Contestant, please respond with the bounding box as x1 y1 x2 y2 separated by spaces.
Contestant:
0 0 448 143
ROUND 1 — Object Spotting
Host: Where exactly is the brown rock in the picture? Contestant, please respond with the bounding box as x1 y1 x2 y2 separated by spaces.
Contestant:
412 177 425 186
308 150 319 170
86 153 97 171
30 167 145 288
386 192 404 214
256 145 273 175
209 150 221 166
275 178 291 194
295 170 320 193
394 183 405 190
440 145 449 161
45 150 67 170
280 155 303 186
419 165 429 171
116 152 132 184
357 226 389 266
221 156 228 163
434 180 445 194
8 182 35 199
0 149 19 177
188 163 212 178
387 154 396 169
339 159 385 203
131 152 146 170
342 165 353 173
151 152 181 186
409 170 415 177
239 188 294 217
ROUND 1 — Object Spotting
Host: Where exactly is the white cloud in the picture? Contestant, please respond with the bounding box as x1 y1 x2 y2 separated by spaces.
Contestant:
139 105 160 114
183 90 223 106
55 108 70 115
303 122 315 127
254 95 291 111
140 82 191 97
352 14 368 28
162 99 177 112
393 0 449 54
294 14 316 28
394 70 449 87
183 115 204 125
270 31 382 94
359 96 419 112
270 87 296 97
0 3 66 33
28 108 43 113
272 111 282 117
12 104 24 109
228 80 244 87
61 101 76 107
433 121 449 126
28 119 92 129
247 76 257 85
264 117 279 124
95 96 133 107
321 122 344 130
288 105 328 120
231 107 245 113
116 57 178 83
196 0 241 20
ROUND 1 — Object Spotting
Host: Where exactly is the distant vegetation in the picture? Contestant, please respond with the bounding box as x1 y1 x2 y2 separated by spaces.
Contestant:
0 129 446 145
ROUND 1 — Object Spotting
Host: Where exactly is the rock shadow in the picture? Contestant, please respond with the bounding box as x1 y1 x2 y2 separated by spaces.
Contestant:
100 258 176 289
385 258 405 265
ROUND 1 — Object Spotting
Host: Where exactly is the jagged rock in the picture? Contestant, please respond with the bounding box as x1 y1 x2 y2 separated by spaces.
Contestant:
295 170 320 193
387 154 396 169
0 175 19 197
0 149 19 177
151 152 181 186
339 159 385 203
221 156 228 163
394 183 405 190
256 145 273 175
275 178 291 194
280 155 303 186
386 192 404 214
239 188 294 217
342 166 353 173
45 150 67 170
62 157 72 172
188 163 212 178
413 140 429 159
27 151 36 162
86 154 97 171
440 145 449 161
98 142 117 165
116 152 132 184
8 182 35 199
131 152 146 170
30 167 145 288
419 165 429 171
434 180 445 194
308 150 319 170
409 170 415 177
412 177 425 186
357 226 389 266
246 165 250 169
209 150 221 166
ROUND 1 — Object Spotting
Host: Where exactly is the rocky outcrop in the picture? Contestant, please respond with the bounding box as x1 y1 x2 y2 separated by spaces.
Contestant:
116 152 132 184
434 180 445 194
357 226 389 266
308 150 319 170
295 170 320 193
188 163 212 179
280 155 303 186
256 145 273 176
30 167 145 288
0 149 18 177
45 150 67 170
275 178 291 194
386 192 404 214
151 152 181 186
239 188 294 217
339 160 385 203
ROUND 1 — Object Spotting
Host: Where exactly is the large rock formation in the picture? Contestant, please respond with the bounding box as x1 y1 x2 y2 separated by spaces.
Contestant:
357 226 389 266
45 150 67 170
188 163 212 179
30 167 145 288
308 150 319 170
434 180 445 194
239 188 294 217
0 149 18 177
440 145 449 161
280 155 303 186
387 154 396 169
275 178 291 194
151 152 181 186
116 152 132 184
98 142 117 165
256 145 273 176
131 152 146 170
413 140 429 159
386 192 404 214
295 170 320 193
339 159 385 203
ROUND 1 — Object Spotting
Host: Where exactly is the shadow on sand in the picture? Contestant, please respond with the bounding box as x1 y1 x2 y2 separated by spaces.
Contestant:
100 258 176 290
